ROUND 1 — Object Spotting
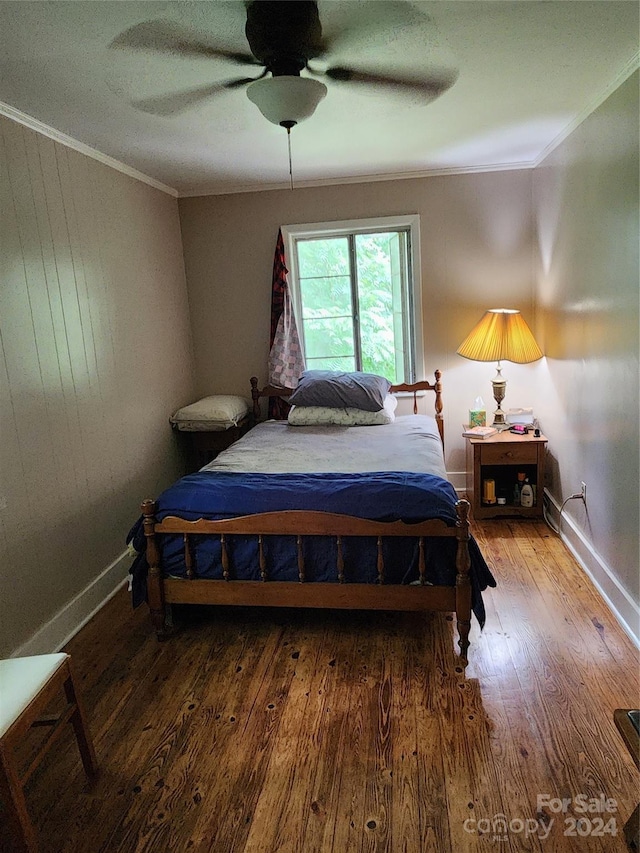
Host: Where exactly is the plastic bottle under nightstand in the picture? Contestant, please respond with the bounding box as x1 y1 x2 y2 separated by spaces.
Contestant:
513 472 526 506
520 478 534 508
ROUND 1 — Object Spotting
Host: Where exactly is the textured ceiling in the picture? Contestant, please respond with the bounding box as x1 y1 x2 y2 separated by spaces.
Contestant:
0 1 638 196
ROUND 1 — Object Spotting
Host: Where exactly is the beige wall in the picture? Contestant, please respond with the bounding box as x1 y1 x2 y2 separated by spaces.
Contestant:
178 168 537 478
533 71 640 608
0 116 196 656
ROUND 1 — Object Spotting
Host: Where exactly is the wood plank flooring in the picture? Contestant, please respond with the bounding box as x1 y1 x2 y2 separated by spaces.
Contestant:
2 519 638 852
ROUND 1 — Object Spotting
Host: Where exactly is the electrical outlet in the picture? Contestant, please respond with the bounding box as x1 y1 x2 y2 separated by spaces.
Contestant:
580 481 587 503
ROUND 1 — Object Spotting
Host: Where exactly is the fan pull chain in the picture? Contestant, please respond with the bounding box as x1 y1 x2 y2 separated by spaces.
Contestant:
279 120 296 191
278 120 297 191
286 125 294 191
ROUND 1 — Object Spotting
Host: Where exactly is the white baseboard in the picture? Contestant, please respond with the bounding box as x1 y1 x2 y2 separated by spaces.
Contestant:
447 470 466 494
544 490 640 647
11 551 131 658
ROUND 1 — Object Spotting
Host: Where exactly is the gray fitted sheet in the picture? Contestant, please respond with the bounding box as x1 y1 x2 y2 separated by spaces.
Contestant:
201 415 447 479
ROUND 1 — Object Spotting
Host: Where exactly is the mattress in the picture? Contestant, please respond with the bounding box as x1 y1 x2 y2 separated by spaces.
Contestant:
200 415 447 477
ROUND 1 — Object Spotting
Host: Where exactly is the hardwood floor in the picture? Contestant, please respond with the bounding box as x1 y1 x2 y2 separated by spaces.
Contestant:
2 519 638 852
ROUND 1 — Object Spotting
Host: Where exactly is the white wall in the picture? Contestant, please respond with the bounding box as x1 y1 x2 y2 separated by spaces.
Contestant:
532 71 639 637
0 115 196 656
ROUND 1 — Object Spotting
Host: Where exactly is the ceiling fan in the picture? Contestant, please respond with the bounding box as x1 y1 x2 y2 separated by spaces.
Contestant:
110 1 458 126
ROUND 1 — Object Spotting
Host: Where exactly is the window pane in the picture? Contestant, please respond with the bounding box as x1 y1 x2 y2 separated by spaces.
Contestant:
299 276 352 318
303 317 355 359
355 232 400 382
389 232 408 381
297 238 349 278
297 236 356 368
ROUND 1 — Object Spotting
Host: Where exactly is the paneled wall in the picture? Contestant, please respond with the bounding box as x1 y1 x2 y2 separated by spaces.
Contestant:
0 116 195 656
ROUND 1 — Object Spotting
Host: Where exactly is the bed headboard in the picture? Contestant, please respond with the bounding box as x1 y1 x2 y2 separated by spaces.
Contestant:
250 378 292 421
250 370 444 446
390 370 443 444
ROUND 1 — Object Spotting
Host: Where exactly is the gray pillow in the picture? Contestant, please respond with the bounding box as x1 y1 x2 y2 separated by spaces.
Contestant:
288 370 391 412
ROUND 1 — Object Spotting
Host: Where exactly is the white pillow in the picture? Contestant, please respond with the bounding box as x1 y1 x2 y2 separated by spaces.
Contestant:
288 394 397 427
170 395 250 432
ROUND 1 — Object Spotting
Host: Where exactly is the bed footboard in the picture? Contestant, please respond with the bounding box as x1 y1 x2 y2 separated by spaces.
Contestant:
141 499 472 663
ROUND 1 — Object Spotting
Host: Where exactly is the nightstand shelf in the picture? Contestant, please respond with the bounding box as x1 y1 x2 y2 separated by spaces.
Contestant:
465 430 548 519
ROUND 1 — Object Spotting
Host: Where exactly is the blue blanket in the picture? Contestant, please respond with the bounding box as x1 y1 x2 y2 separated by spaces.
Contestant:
128 471 495 626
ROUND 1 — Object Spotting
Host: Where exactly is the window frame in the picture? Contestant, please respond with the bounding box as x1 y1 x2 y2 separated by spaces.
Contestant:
281 215 424 384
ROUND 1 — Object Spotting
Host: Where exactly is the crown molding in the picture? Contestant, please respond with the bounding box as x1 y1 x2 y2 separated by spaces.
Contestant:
0 101 178 197
178 160 536 198
534 50 640 168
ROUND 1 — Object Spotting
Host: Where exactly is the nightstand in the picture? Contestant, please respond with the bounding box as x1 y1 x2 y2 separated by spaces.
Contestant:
465 430 548 519
184 416 251 471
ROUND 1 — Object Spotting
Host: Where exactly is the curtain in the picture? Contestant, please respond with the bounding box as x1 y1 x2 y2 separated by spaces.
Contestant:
268 229 305 418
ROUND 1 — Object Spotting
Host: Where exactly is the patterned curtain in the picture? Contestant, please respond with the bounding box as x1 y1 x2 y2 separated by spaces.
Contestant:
268 229 305 418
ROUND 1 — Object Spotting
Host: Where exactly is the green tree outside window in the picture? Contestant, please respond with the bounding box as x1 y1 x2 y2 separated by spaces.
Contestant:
296 231 412 383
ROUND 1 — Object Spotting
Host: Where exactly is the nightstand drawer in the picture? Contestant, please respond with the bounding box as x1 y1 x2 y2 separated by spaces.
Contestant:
479 443 538 465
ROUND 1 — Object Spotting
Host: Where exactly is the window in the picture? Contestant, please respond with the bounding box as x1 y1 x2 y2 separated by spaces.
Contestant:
282 215 423 385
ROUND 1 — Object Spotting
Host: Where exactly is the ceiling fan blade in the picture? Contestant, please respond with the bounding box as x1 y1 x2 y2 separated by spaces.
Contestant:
223 71 268 89
324 66 458 97
131 77 259 116
110 19 259 66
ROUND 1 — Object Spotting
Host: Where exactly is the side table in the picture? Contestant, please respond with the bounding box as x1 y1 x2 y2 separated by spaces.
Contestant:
183 415 251 471
465 430 548 519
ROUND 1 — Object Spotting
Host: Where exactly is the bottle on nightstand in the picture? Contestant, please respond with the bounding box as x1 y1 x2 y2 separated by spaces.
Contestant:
512 481 521 506
520 478 534 508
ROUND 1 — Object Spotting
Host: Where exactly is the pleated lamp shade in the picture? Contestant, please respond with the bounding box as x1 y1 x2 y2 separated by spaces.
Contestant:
457 309 543 364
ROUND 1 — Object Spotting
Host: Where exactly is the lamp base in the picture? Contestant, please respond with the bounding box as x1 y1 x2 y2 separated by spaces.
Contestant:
491 370 510 429
491 419 512 432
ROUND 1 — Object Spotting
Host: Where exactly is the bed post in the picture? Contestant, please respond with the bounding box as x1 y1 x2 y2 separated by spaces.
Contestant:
434 369 444 447
141 499 168 641
454 498 472 664
250 376 261 423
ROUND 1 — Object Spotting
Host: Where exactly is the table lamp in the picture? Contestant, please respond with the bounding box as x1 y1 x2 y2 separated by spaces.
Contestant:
457 308 543 429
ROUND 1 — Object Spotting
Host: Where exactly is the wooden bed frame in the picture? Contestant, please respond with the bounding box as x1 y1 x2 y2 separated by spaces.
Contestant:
142 372 473 662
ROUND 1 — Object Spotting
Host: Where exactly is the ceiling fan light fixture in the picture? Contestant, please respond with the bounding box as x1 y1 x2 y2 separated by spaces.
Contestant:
246 75 327 127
